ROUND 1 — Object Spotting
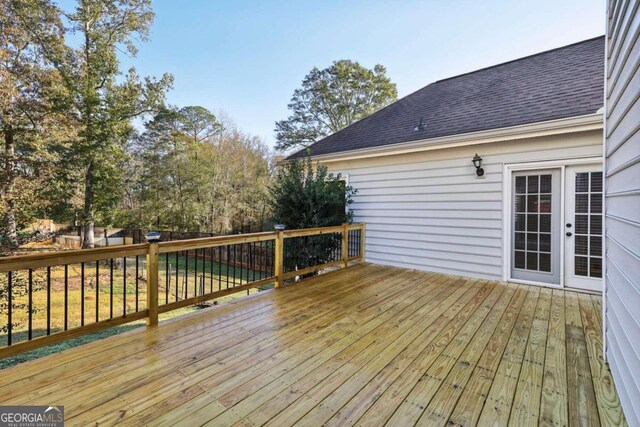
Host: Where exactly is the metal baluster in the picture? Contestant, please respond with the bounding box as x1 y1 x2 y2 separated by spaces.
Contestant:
123 257 127 316
252 242 256 283
110 258 114 319
64 265 68 330
351 230 354 257
233 244 237 287
175 252 179 301
96 261 99 322
246 243 250 294
246 243 250 284
210 247 214 293
165 253 169 305
194 248 198 295
135 256 139 311
218 247 222 291
184 250 188 299
28 269 33 340
47 267 51 335
355 230 358 256
202 249 206 294
226 246 230 289
81 262 85 326
7 271 12 346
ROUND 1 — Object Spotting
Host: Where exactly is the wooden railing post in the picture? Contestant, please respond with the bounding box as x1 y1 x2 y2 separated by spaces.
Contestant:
342 223 349 269
360 223 366 262
146 235 160 326
274 230 284 289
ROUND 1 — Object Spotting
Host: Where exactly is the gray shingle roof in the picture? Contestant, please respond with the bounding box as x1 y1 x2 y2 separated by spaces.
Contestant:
289 36 604 159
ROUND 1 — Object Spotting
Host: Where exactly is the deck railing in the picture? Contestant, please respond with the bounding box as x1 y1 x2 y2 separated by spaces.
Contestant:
0 223 365 358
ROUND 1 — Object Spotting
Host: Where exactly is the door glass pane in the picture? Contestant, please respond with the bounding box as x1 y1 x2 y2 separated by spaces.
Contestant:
540 195 552 213
527 233 538 251
527 252 538 270
540 215 551 232
576 194 589 213
514 173 552 273
540 253 551 272
527 175 539 193
540 175 552 193
540 234 551 252
575 215 588 234
576 173 589 192
590 193 602 213
590 236 602 256
590 172 603 192
590 257 602 278
573 171 603 278
575 256 588 276
575 235 588 255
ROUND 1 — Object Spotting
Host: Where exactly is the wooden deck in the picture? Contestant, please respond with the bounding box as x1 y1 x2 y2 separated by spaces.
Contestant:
0 264 626 426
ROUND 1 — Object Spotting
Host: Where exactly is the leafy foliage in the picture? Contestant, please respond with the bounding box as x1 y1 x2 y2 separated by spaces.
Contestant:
59 0 173 247
270 154 356 229
270 154 357 274
0 0 70 250
275 60 397 152
120 109 271 233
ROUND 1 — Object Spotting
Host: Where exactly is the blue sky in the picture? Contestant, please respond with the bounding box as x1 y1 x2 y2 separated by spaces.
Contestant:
118 0 604 150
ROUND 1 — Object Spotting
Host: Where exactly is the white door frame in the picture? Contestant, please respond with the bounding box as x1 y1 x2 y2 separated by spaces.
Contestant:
502 157 603 289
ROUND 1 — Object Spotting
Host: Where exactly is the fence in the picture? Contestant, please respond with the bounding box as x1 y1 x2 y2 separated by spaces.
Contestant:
123 229 221 244
0 223 365 358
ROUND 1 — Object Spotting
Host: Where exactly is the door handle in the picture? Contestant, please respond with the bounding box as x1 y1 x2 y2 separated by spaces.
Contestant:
566 232 572 237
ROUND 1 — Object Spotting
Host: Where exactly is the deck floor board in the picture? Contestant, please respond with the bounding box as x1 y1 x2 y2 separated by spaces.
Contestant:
0 264 626 426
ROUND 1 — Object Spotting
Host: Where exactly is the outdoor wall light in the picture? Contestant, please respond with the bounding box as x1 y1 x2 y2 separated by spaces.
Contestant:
472 154 485 177
274 224 286 231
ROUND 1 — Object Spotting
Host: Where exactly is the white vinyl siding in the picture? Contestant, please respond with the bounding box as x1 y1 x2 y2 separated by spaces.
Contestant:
325 130 602 281
605 0 640 425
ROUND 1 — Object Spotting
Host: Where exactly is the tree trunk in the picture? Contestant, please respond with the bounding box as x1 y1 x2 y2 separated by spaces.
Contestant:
82 162 95 248
3 128 18 249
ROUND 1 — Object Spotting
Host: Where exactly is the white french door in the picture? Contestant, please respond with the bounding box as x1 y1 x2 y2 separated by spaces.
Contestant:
510 169 562 285
564 165 603 292
509 162 603 292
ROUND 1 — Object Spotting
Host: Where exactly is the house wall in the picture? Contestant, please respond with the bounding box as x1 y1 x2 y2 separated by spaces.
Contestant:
605 1 640 425
324 129 602 281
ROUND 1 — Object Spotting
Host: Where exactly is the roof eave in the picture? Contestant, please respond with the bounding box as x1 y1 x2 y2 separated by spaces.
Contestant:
299 113 603 163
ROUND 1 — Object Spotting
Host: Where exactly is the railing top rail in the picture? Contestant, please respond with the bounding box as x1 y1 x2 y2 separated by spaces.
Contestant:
0 243 150 273
157 231 276 253
282 225 344 238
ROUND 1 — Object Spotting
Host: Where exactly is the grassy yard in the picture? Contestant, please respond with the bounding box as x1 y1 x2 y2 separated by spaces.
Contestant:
0 253 271 369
